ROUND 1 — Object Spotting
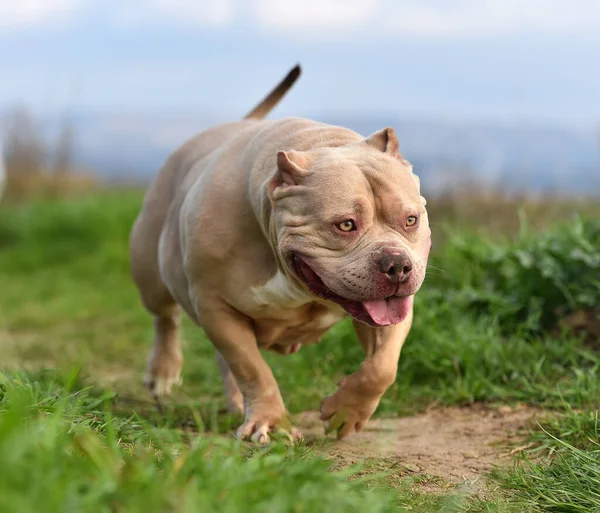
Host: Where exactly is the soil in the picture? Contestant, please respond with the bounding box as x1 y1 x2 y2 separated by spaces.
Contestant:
295 404 540 487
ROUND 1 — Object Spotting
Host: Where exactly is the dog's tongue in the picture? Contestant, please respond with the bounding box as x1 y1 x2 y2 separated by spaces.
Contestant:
362 296 413 326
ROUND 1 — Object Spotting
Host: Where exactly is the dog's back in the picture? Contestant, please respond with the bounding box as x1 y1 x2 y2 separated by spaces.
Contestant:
129 66 301 328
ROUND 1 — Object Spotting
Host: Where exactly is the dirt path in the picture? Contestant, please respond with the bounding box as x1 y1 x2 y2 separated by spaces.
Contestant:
295 404 539 486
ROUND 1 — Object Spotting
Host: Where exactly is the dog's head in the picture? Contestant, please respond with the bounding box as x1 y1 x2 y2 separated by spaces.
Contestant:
268 127 431 327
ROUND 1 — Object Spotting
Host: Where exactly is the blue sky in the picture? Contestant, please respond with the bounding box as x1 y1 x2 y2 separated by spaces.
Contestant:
1 0 600 126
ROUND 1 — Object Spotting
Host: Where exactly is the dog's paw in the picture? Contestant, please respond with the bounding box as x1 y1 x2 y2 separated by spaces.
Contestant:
320 382 382 440
236 403 302 444
143 350 183 400
144 373 182 399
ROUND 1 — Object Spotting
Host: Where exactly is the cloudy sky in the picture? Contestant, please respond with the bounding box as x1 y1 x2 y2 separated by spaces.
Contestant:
1 0 599 125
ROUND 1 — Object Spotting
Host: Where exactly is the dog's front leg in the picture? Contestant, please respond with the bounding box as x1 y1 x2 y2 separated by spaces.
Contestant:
199 303 297 443
320 306 414 439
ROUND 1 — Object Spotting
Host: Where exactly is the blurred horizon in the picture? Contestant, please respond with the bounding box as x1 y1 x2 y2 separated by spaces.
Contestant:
1 0 599 194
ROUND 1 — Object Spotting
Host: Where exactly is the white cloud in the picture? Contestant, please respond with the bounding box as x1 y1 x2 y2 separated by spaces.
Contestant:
249 0 600 37
170 0 600 38
1 0 599 37
253 0 380 30
153 0 233 25
116 0 234 27
383 0 600 37
0 0 82 29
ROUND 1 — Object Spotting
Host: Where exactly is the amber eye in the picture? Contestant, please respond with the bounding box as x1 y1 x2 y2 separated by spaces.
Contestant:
337 220 356 232
406 215 418 227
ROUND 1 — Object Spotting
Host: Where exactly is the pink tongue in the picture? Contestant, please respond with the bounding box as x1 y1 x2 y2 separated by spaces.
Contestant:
362 296 413 326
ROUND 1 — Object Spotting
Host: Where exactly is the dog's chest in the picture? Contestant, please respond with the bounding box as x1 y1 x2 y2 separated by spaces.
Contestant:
246 271 346 347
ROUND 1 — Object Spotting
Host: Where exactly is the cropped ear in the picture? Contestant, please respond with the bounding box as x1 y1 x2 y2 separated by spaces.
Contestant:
268 150 311 197
365 127 399 157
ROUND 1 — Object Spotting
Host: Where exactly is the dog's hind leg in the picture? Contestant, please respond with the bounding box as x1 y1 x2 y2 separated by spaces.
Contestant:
142 305 183 399
130 210 183 400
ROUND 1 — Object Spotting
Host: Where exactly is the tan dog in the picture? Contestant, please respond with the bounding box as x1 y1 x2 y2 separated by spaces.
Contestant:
129 65 431 443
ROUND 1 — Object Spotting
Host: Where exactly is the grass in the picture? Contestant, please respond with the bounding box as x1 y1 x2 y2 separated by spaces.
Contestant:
0 371 398 513
0 370 536 513
0 189 599 511
498 407 600 512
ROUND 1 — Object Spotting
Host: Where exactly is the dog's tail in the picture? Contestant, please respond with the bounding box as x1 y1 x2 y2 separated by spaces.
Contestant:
243 64 301 120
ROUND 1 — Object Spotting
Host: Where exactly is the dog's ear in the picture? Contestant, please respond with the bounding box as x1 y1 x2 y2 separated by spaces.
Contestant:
276 150 309 185
268 150 311 198
365 127 399 157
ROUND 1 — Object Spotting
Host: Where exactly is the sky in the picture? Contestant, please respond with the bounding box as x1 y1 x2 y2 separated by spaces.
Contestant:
1 0 600 126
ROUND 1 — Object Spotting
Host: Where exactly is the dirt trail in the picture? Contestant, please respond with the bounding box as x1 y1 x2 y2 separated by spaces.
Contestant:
295 404 539 485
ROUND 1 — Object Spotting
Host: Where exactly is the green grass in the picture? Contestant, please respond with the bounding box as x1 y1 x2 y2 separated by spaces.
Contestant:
431 217 600 335
0 369 524 513
1 190 599 511
497 407 600 512
0 371 398 513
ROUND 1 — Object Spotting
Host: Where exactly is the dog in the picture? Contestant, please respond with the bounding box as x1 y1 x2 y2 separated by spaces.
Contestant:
129 65 431 443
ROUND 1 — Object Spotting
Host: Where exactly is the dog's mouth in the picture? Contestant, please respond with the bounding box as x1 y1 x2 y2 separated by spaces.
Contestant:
291 254 412 327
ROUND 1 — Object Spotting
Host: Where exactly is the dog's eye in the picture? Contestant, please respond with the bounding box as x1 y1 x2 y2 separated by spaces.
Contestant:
406 215 418 227
337 220 356 232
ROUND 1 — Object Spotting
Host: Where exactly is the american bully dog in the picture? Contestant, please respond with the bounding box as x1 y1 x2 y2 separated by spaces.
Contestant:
129 65 431 443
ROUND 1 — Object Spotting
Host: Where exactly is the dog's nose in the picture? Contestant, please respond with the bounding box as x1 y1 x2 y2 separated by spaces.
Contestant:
378 253 412 283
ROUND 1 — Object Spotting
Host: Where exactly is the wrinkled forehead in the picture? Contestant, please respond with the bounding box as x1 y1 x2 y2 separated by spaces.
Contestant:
305 151 423 214
365 162 423 212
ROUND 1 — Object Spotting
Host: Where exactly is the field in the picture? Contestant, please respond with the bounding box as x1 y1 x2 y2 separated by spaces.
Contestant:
1 189 599 512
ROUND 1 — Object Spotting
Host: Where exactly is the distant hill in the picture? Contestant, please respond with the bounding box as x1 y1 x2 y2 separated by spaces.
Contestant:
2 110 599 195
321 115 599 195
